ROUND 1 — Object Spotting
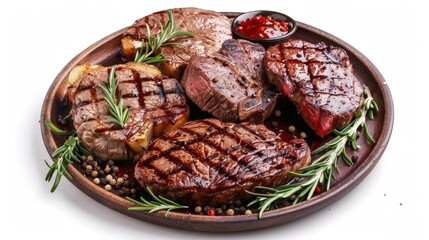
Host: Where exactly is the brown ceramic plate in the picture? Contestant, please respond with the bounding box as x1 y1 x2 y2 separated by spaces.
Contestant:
40 12 394 232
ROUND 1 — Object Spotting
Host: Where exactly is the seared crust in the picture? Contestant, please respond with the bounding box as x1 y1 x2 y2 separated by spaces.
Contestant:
135 118 311 206
264 39 364 136
122 7 232 79
181 39 278 123
68 62 189 161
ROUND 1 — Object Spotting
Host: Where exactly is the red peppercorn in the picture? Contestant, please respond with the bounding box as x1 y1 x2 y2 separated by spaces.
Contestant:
207 209 215 216
315 186 322 195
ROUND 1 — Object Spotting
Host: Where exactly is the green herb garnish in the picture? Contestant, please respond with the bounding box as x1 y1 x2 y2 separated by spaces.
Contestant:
44 121 90 192
126 187 189 217
247 88 378 218
134 10 194 63
99 65 130 128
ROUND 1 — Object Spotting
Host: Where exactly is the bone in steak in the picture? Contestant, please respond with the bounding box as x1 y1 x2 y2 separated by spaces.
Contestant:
122 7 232 79
67 62 189 161
134 118 311 206
264 39 364 137
181 39 278 123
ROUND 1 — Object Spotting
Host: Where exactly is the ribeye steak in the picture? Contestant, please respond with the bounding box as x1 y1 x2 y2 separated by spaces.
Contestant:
122 7 232 79
264 39 364 137
67 62 189 161
181 39 278 123
134 118 311 206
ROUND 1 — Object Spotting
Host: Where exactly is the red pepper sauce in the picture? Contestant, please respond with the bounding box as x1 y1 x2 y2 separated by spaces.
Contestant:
237 15 289 39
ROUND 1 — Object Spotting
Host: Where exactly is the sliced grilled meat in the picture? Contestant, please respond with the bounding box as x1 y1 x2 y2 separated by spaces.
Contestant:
67 62 189 161
134 118 311 206
122 7 232 79
264 39 364 137
181 39 278 123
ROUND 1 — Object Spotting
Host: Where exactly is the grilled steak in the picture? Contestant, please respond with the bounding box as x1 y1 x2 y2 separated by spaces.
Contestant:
67 62 189 161
135 118 311 206
122 7 232 79
181 39 278 123
264 39 364 137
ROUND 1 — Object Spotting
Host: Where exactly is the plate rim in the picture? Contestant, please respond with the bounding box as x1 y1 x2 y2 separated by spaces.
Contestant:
40 12 394 232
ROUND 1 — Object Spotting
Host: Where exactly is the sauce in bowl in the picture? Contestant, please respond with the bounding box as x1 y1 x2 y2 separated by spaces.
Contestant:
236 15 290 39
231 10 297 47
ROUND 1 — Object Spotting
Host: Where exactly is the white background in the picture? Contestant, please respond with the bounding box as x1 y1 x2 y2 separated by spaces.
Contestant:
2 0 427 239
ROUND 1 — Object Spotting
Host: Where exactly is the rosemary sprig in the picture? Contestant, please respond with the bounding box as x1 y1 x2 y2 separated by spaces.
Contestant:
126 187 188 217
134 10 194 63
99 65 130 128
44 121 90 192
247 88 378 218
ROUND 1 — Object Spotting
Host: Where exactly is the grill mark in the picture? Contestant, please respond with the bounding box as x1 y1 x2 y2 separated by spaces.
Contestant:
131 69 145 109
76 96 188 110
142 128 227 182
76 75 186 110
142 128 226 166
121 89 182 98
94 124 123 133
148 154 185 180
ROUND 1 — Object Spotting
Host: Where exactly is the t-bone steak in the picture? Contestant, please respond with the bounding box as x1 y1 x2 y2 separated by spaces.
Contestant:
67 62 189 161
134 118 311 206
264 39 364 137
181 39 278 123
122 7 232 79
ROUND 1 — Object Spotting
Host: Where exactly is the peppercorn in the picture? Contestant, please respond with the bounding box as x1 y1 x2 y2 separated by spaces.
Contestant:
288 125 296 133
274 110 282 117
91 170 98 178
300 132 307 138
239 206 246 213
194 206 202 213
203 205 211 213
106 174 113 182
104 184 112 191
117 177 124 185
207 209 215 216
100 178 107 185
122 180 129 187
97 170 105 177
315 186 321 195
109 179 117 186
226 209 234 216
244 210 252 215
93 178 100 185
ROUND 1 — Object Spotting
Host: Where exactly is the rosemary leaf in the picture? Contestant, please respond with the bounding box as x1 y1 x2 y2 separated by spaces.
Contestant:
45 120 74 136
99 65 130 128
126 187 188 217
